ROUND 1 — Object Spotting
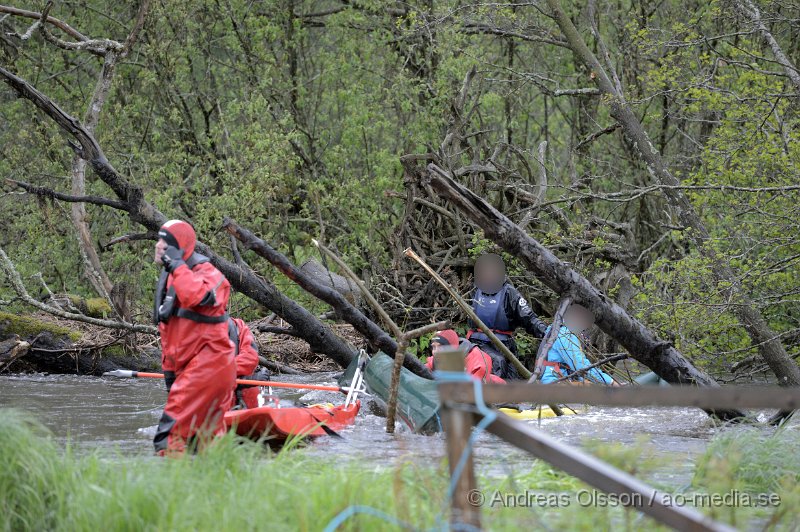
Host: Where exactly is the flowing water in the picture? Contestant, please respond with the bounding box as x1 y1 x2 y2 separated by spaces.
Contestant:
0 371 782 488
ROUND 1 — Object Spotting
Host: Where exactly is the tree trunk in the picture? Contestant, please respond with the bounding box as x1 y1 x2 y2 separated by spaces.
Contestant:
417 164 743 420
545 0 800 388
70 52 118 308
223 218 432 378
736 0 800 93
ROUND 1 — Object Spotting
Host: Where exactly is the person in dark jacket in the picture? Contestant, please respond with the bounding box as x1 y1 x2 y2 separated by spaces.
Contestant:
467 253 548 380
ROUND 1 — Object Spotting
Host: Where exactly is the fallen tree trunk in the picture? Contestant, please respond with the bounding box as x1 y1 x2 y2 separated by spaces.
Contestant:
223 218 432 378
0 66 357 370
0 312 158 375
415 163 744 420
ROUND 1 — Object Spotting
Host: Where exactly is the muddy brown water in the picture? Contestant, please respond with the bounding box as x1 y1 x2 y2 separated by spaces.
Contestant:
0 371 784 489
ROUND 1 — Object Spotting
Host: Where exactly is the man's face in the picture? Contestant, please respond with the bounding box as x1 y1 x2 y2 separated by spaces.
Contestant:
154 238 168 265
475 254 505 293
431 341 443 355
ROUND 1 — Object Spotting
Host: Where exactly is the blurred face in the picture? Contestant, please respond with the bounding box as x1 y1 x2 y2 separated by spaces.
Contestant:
431 341 442 355
474 254 505 293
154 238 168 265
563 304 594 333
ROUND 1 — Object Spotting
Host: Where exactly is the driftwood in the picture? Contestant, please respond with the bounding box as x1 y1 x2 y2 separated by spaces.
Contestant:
412 163 744 420
258 355 302 375
222 218 431 378
0 67 359 370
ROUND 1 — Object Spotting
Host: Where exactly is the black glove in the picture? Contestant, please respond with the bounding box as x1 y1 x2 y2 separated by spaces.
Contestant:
531 316 548 339
161 246 186 273
164 370 176 393
237 367 272 390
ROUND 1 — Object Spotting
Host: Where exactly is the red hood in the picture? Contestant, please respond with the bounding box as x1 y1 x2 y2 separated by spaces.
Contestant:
159 220 196 260
432 329 460 347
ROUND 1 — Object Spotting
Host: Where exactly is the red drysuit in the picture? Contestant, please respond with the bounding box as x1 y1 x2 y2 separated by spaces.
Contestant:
425 340 506 384
228 317 261 409
153 220 236 454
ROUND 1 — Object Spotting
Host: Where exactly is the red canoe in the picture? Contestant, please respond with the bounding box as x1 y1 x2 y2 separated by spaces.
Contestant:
224 402 360 441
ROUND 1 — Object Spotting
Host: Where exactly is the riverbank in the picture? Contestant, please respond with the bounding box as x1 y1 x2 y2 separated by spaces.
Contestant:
1 409 797 531
0 312 365 376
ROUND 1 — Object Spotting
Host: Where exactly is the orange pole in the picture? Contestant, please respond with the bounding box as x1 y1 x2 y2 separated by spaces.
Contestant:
111 370 344 392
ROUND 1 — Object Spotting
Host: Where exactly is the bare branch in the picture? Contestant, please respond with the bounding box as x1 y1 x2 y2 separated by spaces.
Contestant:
736 0 800 92
575 122 621 150
551 353 628 384
121 0 149 58
102 232 157 250
460 21 569 48
0 4 89 41
530 297 572 381
553 87 600 96
8 179 129 210
37 2 122 56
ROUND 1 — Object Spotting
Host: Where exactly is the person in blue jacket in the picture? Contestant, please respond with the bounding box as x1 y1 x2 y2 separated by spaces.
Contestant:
540 303 618 385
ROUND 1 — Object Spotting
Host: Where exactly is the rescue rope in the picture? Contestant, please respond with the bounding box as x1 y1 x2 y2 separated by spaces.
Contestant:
322 506 413 532
323 370 493 532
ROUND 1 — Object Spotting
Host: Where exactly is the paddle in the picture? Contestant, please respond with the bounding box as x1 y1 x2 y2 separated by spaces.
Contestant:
103 369 367 395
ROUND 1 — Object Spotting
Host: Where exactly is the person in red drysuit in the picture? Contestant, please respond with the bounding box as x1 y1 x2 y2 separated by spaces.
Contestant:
424 329 506 384
227 317 266 409
152 220 236 454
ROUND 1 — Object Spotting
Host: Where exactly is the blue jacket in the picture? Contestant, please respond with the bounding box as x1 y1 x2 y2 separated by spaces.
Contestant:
540 326 614 385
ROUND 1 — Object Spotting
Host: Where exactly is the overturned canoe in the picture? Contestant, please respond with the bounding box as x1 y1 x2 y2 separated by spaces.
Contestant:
224 402 360 441
634 371 670 386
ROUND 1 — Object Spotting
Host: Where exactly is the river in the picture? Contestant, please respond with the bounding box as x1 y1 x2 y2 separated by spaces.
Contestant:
0 371 781 489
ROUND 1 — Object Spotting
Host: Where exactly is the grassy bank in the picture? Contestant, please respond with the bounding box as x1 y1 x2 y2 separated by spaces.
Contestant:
1 410 798 531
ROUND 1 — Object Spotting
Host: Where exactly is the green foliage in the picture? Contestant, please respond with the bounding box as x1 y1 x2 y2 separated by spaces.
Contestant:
1 0 799 376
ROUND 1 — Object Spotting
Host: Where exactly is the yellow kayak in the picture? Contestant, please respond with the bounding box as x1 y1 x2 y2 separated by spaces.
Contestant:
499 406 582 420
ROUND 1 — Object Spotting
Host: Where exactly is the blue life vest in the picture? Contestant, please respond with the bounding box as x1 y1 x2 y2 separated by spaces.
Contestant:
470 285 512 342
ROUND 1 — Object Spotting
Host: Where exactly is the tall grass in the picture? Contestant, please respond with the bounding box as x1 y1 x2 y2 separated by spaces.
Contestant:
2 409 798 531
694 426 800 493
692 426 800 528
0 410 445 531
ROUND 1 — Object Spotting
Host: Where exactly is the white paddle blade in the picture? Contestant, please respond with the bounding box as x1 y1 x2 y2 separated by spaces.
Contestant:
103 369 136 378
